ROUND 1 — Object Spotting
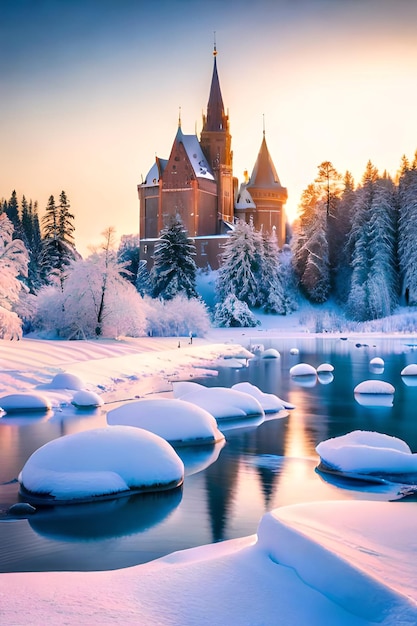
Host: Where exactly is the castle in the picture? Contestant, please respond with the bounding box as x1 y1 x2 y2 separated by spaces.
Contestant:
137 46 287 269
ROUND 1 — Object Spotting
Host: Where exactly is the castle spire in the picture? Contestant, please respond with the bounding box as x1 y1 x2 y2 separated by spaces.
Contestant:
203 40 225 132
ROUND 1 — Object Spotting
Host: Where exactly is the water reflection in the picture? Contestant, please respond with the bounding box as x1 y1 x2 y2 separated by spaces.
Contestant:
28 488 183 541
3 337 417 572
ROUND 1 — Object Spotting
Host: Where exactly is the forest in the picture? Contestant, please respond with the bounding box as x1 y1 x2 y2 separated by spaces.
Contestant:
1 151 417 339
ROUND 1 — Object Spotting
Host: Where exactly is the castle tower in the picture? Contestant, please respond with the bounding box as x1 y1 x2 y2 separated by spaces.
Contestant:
200 44 234 229
245 131 288 246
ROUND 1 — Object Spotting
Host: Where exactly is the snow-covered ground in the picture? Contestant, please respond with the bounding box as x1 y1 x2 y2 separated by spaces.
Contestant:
2 316 417 624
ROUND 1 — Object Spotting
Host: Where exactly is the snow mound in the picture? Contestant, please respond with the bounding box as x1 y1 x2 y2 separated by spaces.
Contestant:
370 357 384 367
173 381 203 398
106 398 224 445
211 357 248 369
260 348 280 359
0 392 52 414
289 347 299 355
48 372 85 390
19 426 184 502
175 384 264 421
401 364 417 376
354 380 395 394
316 430 417 474
290 363 317 377
71 390 104 408
317 363 334 372
231 382 285 413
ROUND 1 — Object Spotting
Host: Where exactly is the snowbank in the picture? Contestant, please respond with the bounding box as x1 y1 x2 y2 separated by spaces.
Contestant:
1 501 416 625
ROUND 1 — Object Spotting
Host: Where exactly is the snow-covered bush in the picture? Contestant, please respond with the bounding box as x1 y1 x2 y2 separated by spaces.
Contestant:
144 295 210 337
214 294 260 328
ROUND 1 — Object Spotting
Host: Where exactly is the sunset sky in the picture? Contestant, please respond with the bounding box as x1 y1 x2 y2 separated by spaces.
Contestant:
1 0 417 256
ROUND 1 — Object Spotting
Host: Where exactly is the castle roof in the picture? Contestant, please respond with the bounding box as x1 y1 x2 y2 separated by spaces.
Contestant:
177 127 215 180
235 183 256 210
246 134 284 190
143 158 168 186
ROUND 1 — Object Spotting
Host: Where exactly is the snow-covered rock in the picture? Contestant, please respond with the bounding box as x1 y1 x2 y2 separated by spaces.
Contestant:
401 364 417 376
48 372 85 390
370 357 384 367
289 347 299 355
19 426 184 502
354 380 395 394
289 363 317 377
174 383 264 421
107 398 224 445
316 430 417 475
0 392 52 414
317 363 334 373
71 390 104 409
260 348 280 359
231 382 286 413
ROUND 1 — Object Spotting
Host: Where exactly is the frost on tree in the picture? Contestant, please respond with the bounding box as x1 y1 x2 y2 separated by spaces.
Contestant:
347 162 398 321
35 228 146 339
150 216 198 300
214 294 260 328
0 213 29 339
398 153 417 305
216 220 262 308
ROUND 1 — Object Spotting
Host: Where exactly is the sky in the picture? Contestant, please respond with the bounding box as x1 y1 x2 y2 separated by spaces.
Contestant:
1 0 417 256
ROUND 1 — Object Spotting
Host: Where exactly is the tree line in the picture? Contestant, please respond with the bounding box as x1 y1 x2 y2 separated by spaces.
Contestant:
292 153 417 321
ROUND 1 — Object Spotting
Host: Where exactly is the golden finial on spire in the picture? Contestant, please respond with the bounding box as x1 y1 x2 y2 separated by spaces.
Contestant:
213 31 217 56
178 106 181 128
263 113 265 137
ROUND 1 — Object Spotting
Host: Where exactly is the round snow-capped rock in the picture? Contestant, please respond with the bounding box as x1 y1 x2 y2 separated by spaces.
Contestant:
71 390 104 409
289 348 299 355
260 348 280 359
232 382 285 413
290 363 317 377
317 363 334 373
179 387 264 421
19 426 184 502
107 398 224 445
370 357 384 367
0 392 52 414
354 380 395 395
49 372 85 390
173 381 204 398
401 364 417 376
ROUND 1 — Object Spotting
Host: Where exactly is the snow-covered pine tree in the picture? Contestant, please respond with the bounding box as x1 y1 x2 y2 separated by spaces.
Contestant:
214 293 259 327
216 219 261 308
260 228 286 314
346 161 397 320
117 234 140 285
40 192 79 288
0 213 29 339
332 172 356 302
150 216 198 300
5 190 22 237
136 259 152 296
292 183 330 303
398 152 417 305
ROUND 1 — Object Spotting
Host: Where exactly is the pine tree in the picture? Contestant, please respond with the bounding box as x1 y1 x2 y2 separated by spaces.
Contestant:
40 192 79 288
260 228 286 314
6 190 21 236
216 219 261 308
346 162 398 320
398 152 417 305
292 184 330 303
332 172 356 302
117 234 140 285
150 216 198 300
